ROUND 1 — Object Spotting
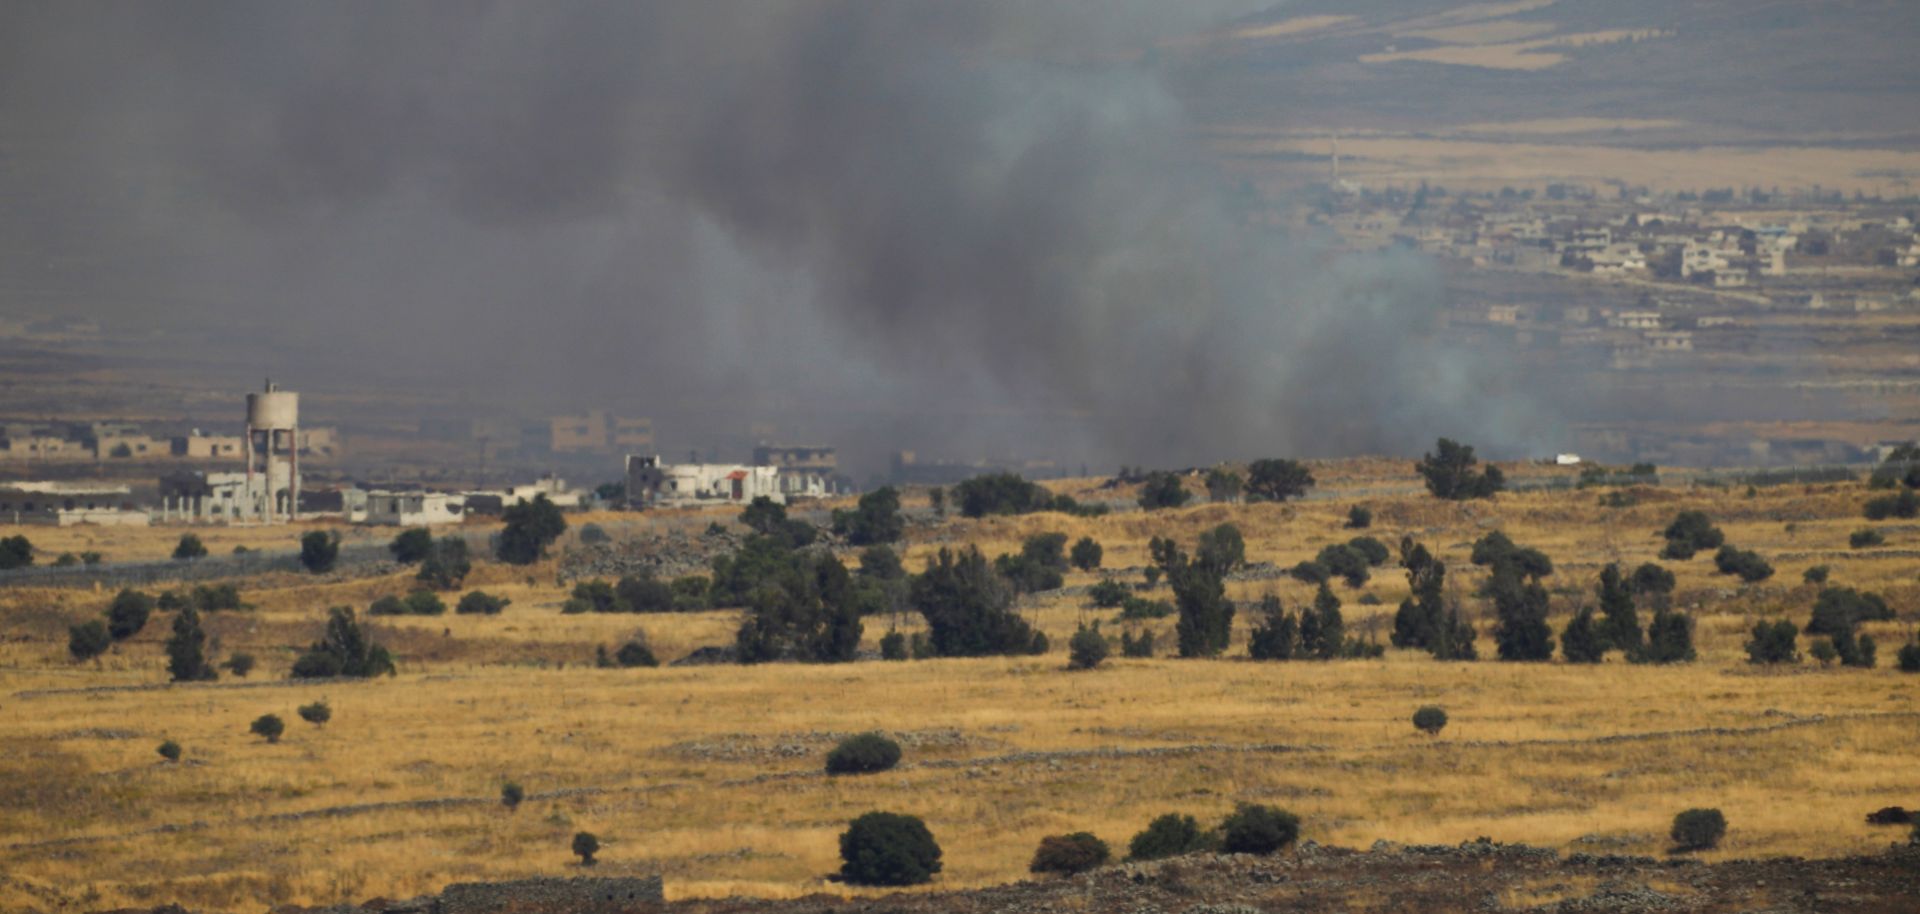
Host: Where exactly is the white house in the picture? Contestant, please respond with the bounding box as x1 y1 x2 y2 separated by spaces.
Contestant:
626 455 785 508
365 490 466 526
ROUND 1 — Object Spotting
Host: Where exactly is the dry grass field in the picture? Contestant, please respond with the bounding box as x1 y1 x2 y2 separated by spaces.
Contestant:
3 460 1917 912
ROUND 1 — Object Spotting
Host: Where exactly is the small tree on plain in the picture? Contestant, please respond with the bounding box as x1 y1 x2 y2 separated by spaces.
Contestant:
157 740 181 762
1744 619 1800 665
838 812 942 886
298 530 340 574
1030 832 1110 875
1069 537 1103 572
68 620 112 661
250 714 285 744
106 589 154 641
173 533 208 561
389 528 433 563
1068 623 1109 670
572 831 599 866
501 782 525 809
165 607 217 682
497 494 567 564
297 700 331 727
1670 808 1727 852
826 732 903 774
1127 813 1210 861
1413 706 1448 736
1246 458 1315 502
1136 471 1191 510
1415 439 1503 500
1346 505 1372 529
223 653 255 677
1219 804 1300 855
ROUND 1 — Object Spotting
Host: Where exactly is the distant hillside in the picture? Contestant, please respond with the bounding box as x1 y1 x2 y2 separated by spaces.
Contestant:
1169 0 1920 144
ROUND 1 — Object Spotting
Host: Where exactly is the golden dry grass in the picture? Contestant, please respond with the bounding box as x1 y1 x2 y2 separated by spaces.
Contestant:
2 461 1917 912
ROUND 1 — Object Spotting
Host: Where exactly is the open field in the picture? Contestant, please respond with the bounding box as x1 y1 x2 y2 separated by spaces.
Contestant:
2 461 1918 912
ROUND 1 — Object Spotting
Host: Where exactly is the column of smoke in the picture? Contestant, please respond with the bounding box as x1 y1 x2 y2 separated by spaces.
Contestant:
0 2 1553 469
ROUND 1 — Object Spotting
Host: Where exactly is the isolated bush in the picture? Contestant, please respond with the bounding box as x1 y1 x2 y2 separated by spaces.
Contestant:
1136 471 1192 510
157 740 181 762
455 591 510 615
1849 528 1885 549
839 811 942 886
1628 562 1676 600
369 595 407 616
1070 537 1103 572
501 782 524 809
826 732 902 775
879 630 907 661
291 607 395 679
1346 505 1372 529
1029 832 1110 875
1246 458 1315 502
172 533 207 561
953 472 1054 518
0 534 33 569
68 620 111 661
1670 808 1727 851
1068 624 1109 670
1897 641 1920 673
224 653 256 677
1416 438 1503 500
191 583 243 612
403 591 446 616
497 494 567 565
298 701 331 727
1863 488 1918 520
572 831 599 866
1127 813 1210 861
1744 620 1800 664
299 530 340 574
417 536 472 590
1088 578 1130 609
389 528 433 564
250 714 285 743
577 523 610 545
1712 546 1772 582
1803 565 1830 584
1347 536 1390 567
1120 629 1155 657
106 589 154 640
614 638 657 668
1660 512 1724 560
165 607 217 682
1219 804 1300 856
1030 631 1050 655
1412 706 1448 736
157 590 186 611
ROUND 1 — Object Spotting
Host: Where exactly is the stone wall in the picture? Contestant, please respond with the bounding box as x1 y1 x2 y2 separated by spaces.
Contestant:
436 876 663 914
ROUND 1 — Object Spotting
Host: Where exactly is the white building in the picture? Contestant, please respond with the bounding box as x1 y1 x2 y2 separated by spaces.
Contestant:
365 490 466 526
0 482 149 527
626 455 786 508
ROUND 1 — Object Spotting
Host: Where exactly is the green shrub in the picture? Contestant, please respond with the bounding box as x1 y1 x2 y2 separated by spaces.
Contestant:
417 536 472 590
953 473 1054 518
1670 808 1726 851
390 528 433 563
1068 624 1109 670
0 534 34 569
68 620 111 661
1863 488 1919 520
826 732 902 775
1136 471 1192 510
1120 629 1155 658
1660 511 1724 560
880 630 908 661
1127 813 1210 861
1416 438 1503 500
1412 705 1447 736
1219 804 1300 855
614 638 657 668
1347 536 1390 567
1070 537 1103 572
1899 641 1920 673
172 533 207 561
578 523 610 545
1346 505 1372 529
455 591 511 615
1247 458 1315 502
224 653 256 677
839 811 942 886
572 831 599 866
291 607 395 679
1712 546 1772 582
403 591 446 616
157 740 181 762
501 782 524 809
1289 561 1331 585
1802 565 1830 584
1809 638 1839 666
250 714 285 743
1029 832 1110 875
106 589 154 640
1744 620 1800 664
165 607 216 682
1630 609 1697 664
297 701 331 726
1848 528 1885 549
1118 595 1172 619
299 530 340 574
1088 578 1130 608
191 583 243 612
1315 544 1370 588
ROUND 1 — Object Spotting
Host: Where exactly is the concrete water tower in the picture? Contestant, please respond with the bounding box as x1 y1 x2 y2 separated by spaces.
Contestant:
245 380 300 522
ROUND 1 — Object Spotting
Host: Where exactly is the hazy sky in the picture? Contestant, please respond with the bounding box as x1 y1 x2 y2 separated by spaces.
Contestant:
0 2 1556 468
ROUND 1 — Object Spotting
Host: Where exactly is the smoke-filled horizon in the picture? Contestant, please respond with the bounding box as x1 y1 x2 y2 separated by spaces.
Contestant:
0 2 1558 471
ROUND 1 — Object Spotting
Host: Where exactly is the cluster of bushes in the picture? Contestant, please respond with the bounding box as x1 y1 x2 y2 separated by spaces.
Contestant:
156 583 244 613
953 473 1088 518
1712 545 1773 583
0 534 35 569
995 532 1069 593
826 732 902 774
290 607 395 678
1068 623 1109 669
831 487 904 546
1289 536 1388 588
1660 511 1725 560
370 591 447 616
496 494 567 565
1563 562 1689 665
1391 537 1477 661
67 588 158 661
595 637 657 668
1247 585 1380 660
1417 438 1504 501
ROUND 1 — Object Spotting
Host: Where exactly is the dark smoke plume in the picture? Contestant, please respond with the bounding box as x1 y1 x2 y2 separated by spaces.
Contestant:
0 2 1551 470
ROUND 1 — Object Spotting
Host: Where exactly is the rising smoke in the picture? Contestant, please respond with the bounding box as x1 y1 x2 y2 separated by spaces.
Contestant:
0 2 1553 471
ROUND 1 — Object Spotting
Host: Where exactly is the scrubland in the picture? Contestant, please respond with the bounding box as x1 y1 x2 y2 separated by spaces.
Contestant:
2 460 1916 912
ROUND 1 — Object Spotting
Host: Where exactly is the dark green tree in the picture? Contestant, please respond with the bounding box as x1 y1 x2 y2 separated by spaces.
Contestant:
839 812 942 886
1127 813 1210 861
1068 623 1109 670
291 607 396 678
1195 524 1246 574
297 700 331 726
1205 467 1243 503
1561 607 1606 663
299 530 340 574
417 536 471 590
0 534 32 569
572 832 599 866
1300 582 1345 659
1069 537 1103 572
1660 511 1724 559
1391 539 1447 650
1136 471 1191 510
832 487 905 545
735 552 863 664
826 733 903 774
1315 543 1370 588
953 473 1053 517
389 527 433 564
1030 832 1110 875
1245 458 1315 502
1744 619 1800 664
1247 595 1298 661
1596 564 1642 653
106 589 154 640
1346 505 1372 529
1170 546 1233 658
250 714 284 743
910 547 1034 657
496 494 567 564
172 533 208 561
1630 609 1696 664
455 591 510 615
68 619 112 661
1413 705 1448 735
1219 804 1300 855
1416 438 1504 500
165 607 217 682
1490 566 1555 661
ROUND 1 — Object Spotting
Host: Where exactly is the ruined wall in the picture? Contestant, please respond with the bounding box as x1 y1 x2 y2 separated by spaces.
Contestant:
436 876 663 914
